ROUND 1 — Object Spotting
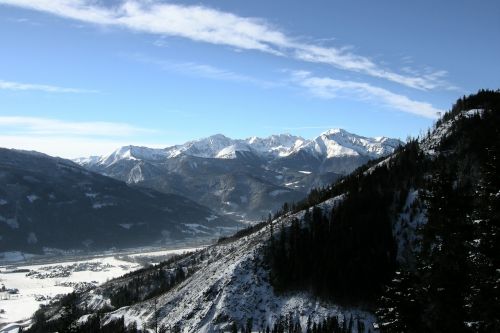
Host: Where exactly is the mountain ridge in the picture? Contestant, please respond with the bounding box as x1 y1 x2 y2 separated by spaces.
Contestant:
75 128 401 165
74 129 402 220
0 148 240 253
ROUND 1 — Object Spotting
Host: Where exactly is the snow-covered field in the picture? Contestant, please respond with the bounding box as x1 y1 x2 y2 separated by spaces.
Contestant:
0 247 201 328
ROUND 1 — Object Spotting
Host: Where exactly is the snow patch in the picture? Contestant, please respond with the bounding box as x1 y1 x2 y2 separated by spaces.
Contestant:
393 189 427 265
26 194 39 203
92 202 115 209
183 224 211 234
27 232 38 244
0 251 35 263
0 216 19 229
205 215 218 222
464 108 484 118
269 189 289 197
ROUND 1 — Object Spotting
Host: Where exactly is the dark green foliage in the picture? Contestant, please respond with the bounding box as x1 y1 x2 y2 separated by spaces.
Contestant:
73 315 139 333
268 90 500 331
377 90 500 332
268 140 425 302
109 265 187 308
269 314 347 333
217 220 269 244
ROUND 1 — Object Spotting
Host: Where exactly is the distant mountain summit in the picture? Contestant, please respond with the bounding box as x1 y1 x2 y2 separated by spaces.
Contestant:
77 129 399 166
76 129 402 219
296 128 401 159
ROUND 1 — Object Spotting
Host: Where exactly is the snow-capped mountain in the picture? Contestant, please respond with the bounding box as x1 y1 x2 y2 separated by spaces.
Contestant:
298 128 401 159
79 129 398 167
76 129 402 219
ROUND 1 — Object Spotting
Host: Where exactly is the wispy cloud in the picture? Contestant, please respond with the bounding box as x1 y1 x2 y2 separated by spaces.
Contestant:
290 71 444 119
129 54 279 88
7 17 42 26
0 116 154 137
0 0 450 90
0 79 97 93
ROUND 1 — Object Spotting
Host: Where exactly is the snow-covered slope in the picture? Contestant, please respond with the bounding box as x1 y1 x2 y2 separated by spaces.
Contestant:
420 108 485 155
293 129 400 159
69 195 375 332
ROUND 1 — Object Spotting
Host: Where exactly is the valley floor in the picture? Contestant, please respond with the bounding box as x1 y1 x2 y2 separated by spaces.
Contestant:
0 246 203 331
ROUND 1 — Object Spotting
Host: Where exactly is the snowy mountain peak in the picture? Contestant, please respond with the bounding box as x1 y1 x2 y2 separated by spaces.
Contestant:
320 128 346 136
244 133 304 157
98 145 167 166
294 128 402 159
75 129 401 167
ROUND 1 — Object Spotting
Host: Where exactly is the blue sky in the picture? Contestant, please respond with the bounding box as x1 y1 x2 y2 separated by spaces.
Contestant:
0 0 499 158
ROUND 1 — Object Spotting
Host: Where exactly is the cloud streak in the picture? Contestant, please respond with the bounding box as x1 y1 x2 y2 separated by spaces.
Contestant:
129 53 278 88
0 79 97 93
290 71 444 119
0 0 450 90
0 116 154 137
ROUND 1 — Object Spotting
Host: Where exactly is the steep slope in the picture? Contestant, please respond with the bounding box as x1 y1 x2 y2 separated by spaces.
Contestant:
76 129 401 219
28 197 375 333
0 149 239 253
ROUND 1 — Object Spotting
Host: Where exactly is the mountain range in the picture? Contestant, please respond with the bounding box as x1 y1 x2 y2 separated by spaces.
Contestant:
0 149 237 253
76 129 402 220
29 91 500 333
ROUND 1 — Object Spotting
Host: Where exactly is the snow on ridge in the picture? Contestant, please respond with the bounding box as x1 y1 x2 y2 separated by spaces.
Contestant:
93 193 372 333
76 129 400 166
465 108 484 118
269 189 289 197
295 128 401 159
205 215 218 222
96 145 168 166
420 108 481 155
73 155 100 165
92 202 115 209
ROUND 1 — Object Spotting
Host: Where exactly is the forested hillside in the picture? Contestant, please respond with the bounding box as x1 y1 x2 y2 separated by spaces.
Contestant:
268 90 500 332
